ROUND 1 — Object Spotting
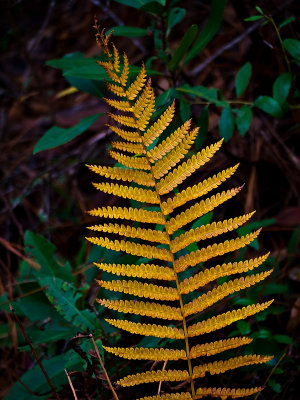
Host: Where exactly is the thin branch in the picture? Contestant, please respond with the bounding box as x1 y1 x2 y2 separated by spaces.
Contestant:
9 304 61 400
65 369 78 400
89 334 119 400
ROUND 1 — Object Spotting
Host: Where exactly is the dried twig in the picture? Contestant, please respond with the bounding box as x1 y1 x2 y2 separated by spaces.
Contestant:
9 304 61 400
65 369 78 400
89 333 119 400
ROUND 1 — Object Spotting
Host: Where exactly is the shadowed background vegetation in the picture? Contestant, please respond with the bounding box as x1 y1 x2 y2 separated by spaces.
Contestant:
0 0 299 399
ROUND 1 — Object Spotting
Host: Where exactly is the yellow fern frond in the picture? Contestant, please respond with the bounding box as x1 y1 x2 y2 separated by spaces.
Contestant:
104 98 132 111
188 300 273 336
106 319 185 339
88 223 168 244
118 369 189 387
107 82 126 97
157 140 223 195
133 79 153 119
192 355 272 379
136 89 155 131
87 236 171 261
97 61 120 83
195 386 262 399
120 52 129 86
88 206 165 224
189 337 253 359
147 120 192 162
180 254 270 292
165 187 242 232
152 128 199 179
111 140 145 154
170 212 255 253
106 124 142 142
97 299 182 320
94 262 174 280
184 270 273 315
140 393 192 400
103 346 186 360
108 113 137 128
126 62 147 99
161 165 239 214
86 165 154 186
143 101 175 147
175 229 261 273
109 150 150 170
92 182 159 204
97 279 178 301
112 43 120 73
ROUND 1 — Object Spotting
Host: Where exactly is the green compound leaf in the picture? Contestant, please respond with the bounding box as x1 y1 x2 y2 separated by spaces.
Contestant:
184 0 226 64
273 72 292 105
255 96 283 118
235 62 252 97
168 24 198 72
166 7 186 37
34 113 102 154
39 276 101 333
235 105 252 136
108 26 149 37
283 38 300 61
219 107 235 141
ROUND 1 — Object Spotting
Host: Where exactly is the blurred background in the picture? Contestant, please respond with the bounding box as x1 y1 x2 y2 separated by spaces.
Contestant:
0 0 299 399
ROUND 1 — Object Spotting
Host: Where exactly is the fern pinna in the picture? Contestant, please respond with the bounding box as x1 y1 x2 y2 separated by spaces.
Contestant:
86 25 273 400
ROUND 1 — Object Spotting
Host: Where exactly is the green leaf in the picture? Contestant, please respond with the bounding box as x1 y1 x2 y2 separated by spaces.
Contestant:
273 72 292 105
108 26 149 37
255 6 263 14
244 15 263 22
179 99 191 121
236 320 251 335
166 7 186 37
168 25 198 72
184 0 227 64
5 351 82 400
235 62 252 97
273 334 295 345
113 0 165 9
235 106 252 136
255 96 283 118
219 107 235 141
24 231 74 281
268 378 281 393
195 106 209 150
39 276 101 333
176 84 227 107
140 1 164 15
279 16 295 29
34 113 102 154
283 38 300 60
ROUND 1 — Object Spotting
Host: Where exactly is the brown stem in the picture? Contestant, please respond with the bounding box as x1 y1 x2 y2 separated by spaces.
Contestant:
10 304 61 400
65 369 78 400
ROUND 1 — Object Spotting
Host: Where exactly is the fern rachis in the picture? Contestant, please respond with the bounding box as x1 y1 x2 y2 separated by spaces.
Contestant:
86 24 273 400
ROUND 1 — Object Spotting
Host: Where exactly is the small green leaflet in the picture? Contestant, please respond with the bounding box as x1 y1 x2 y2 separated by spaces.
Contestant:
184 0 226 64
107 26 149 37
113 0 165 9
166 7 186 37
168 25 198 72
235 62 252 97
33 113 102 154
283 38 300 61
255 96 283 118
235 106 252 136
272 72 292 105
219 107 235 141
